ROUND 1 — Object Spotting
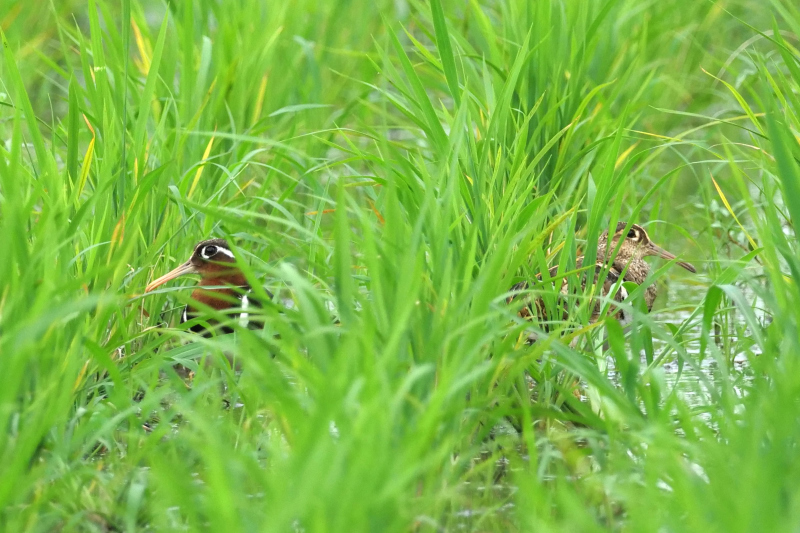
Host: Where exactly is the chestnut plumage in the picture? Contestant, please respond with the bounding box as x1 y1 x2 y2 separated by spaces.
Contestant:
146 239 270 334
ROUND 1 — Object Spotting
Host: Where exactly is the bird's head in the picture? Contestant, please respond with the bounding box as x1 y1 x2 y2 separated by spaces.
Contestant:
145 239 242 292
597 222 696 273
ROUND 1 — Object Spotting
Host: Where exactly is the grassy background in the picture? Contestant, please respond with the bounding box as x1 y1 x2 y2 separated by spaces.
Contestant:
1 0 798 530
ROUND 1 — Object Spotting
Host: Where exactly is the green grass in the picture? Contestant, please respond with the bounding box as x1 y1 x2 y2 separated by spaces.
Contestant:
1 0 799 530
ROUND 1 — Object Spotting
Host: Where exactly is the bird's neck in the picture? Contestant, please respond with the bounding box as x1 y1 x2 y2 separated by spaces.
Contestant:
613 256 650 284
199 271 248 288
191 273 249 311
597 245 650 284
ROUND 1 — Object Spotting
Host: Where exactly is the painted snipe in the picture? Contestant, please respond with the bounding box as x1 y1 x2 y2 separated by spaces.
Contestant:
508 222 696 332
145 239 270 335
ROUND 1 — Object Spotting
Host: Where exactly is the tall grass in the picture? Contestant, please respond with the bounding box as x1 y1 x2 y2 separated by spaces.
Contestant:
1 0 798 530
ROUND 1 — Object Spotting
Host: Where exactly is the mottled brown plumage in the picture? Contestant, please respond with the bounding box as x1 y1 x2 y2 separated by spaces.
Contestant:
508 222 696 333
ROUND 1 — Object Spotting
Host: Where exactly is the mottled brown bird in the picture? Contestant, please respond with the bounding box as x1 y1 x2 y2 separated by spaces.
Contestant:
508 222 696 332
145 239 270 335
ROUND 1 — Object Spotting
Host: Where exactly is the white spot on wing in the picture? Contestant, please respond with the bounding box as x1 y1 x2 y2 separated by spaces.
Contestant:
181 306 188 323
617 286 632 326
239 293 250 328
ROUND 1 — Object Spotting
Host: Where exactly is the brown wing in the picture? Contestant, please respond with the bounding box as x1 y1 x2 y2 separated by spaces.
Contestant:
507 262 564 326
506 280 534 319
508 259 628 328
591 262 628 322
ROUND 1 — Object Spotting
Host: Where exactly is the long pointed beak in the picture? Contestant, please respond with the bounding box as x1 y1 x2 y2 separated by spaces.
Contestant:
648 243 697 273
145 260 197 292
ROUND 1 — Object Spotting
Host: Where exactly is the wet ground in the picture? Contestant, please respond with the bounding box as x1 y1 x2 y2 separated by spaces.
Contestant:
452 276 762 529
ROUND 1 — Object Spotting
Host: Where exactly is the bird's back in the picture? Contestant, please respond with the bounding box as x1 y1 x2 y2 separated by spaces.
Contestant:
507 257 631 332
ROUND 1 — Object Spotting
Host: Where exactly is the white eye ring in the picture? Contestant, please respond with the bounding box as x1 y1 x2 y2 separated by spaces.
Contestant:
200 244 234 260
201 245 218 259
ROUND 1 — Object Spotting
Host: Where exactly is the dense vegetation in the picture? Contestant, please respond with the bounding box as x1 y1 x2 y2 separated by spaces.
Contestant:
1 0 799 530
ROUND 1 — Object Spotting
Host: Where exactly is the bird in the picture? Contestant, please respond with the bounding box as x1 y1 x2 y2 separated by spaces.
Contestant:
145 238 270 335
508 222 696 333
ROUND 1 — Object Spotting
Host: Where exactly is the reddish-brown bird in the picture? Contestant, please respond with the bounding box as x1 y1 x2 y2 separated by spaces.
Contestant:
145 239 269 335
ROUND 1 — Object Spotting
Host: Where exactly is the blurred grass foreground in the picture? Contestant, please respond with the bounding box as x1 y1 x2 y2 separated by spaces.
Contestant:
1 0 799 531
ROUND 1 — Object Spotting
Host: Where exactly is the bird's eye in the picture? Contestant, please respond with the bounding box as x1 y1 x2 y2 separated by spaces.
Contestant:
627 230 637 239
202 245 218 258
